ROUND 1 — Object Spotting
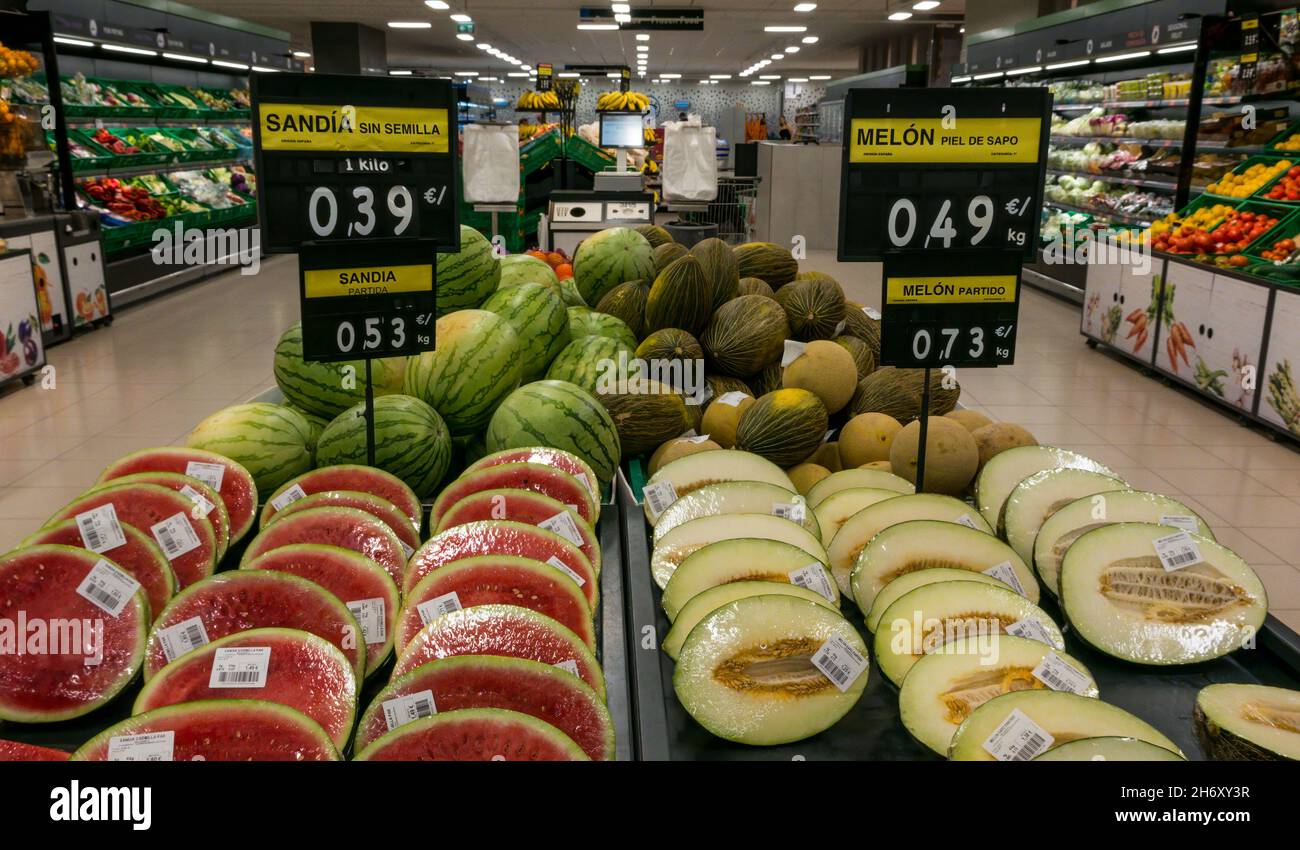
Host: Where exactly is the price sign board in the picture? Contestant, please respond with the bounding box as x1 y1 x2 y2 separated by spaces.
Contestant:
537 63 554 92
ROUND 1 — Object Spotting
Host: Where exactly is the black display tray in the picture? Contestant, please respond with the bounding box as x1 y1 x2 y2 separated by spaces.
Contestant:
617 474 1300 761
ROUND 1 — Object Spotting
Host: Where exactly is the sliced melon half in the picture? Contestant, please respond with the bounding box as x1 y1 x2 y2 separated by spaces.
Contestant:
827 494 993 600
1195 683 1300 761
662 538 839 621
651 513 828 590
899 634 1098 756
1032 736 1186 761
1060 523 1267 665
812 487 903 547
1033 490 1214 596
873 580 1062 687
642 450 794 526
652 481 821 543
864 568 1011 634
1002 467 1127 562
663 581 839 660
974 445 1113 529
948 690 1183 760
805 467 913 508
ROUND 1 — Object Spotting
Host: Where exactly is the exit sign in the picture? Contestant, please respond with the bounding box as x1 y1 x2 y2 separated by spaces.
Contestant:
457 22 475 35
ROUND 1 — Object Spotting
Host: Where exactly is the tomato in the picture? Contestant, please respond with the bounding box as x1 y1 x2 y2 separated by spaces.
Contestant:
1230 254 1249 267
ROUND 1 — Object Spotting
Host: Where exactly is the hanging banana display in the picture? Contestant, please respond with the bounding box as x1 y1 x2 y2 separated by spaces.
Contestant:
515 90 561 110
596 90 650 112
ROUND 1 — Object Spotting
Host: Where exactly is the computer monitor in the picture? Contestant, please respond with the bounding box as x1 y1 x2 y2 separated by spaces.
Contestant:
599 112 644 149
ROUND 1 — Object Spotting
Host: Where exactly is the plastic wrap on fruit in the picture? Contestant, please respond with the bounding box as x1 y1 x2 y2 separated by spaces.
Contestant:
406 519 595 595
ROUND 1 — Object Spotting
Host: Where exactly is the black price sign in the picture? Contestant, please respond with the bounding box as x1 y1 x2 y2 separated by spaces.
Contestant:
537 63 553 92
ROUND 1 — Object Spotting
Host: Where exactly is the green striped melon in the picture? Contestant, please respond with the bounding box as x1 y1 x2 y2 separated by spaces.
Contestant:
774 276 846 341
645 254 712 337
600 378 692 458
273 323 407 419
498 254 561 296
835 334 876 378
282 403 328 461
734 242 798 288
437 225 500 315
635 224 674 248
691 238 740 311
734 388 829 467
737 277 774 298
315 394 452 498
486 380 621 490
558 276 586 308
480 283 570 380
700 294 789 376
186 403 314 499
568 307 637 350
843 301 881 359
404 310 521 436
573 227 655 305
636 328 703 384
747 362 784 397
546 335 634 394
594 280 650 340
653 242 689 275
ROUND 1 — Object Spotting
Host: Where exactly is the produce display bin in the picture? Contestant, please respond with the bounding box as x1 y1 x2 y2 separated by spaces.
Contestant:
564 135 616 174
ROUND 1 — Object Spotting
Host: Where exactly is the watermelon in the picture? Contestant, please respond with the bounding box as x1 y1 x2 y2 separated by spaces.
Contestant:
262 465 422 534
0 546 148 723
406 520 596 596
186 402 314 499
97 447 259 545
734 388 830 467
355 707 587 761
692 237 740 311
431 462 597 527
21 520 175 620
289 405 329 462
46 483 217 590
645 254 713 336
701 294 790 377
486 380 621 491
497 254 560 295
545 334 634 395
240 506 406 586
636 223 674 248
594 280 650 339
437 225 501 315
315 394 452 498
72 700 340 761
134 627 357 751
266 491 419 557
463 447 601 503
480 282 570 380
557 275 586 307
573 226 655 305
99 472 231 563
734 241 798 287
434 489 601 577
242 544 401 674
144 570 365 681
568 306 638 350
273 322 407 419
0 740 69 761
393 605 604 696
355 656 614 758
404 309 521 436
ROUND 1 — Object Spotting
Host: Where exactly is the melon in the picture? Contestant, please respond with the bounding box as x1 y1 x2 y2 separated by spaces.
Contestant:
21 520 175 620
636 223 674 248
407 519 595 592
546 334 634 394
699 389 754 448
809 486 901 547
805 467 914 507
1195 683 1300 761
691 237 740 310
774 276 845 341
574 226 656 305
703 374 751 406
842 301 881 354
96 472 231 561
734 388 829 468
599 377 692 458
462 447 602 504
835 334 875 378
862 567 1011 634
567 307 638 350
653 242 689 275
437 225 501 315
838 412 902 467
595 280 651 339
480 282 570 380
315 395 452 499
266 490 420 557
434 489 600 572
186 402 314 498
1034 737 1186 761
240 505 406 586
486 380 622 491
636 327 703 371
747 361 784 397
558 276 586 307
809 441 842 472
431 462 597 528
0 740 69 761
648 436 721 476
356 707 588 761
497 254 560 294
272 322 406 419
403 310 521 436
652 479 820 542
650 512 827 590
733 241 798 287
972 421 1039 469
736 276 773 297
641 448 794 525
889 417 979 496
946 409 994 432
848 368 922 422
662 581 838 660
1001 468 1128 561
701 295 788 377
261 465 422 533
787 462 831 495
782 340 857 413
661 537 840 620
974 445 1112 528
644 254 713 336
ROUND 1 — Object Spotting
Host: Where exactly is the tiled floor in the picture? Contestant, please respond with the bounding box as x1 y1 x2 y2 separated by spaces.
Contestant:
1 249 1297 631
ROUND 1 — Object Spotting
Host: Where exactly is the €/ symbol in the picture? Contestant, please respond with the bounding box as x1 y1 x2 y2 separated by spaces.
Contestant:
423 186 446 205
995 324 1013 337
416 313 433 326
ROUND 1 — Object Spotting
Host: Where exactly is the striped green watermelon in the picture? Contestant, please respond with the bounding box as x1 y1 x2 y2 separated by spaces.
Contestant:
573 226 654 305
186 403 314 499
480 283 570 380
437 225 500 315
486 380 621 490
545 335 633 394
315 395 451 498
273 323 407 419
283 404 328 462
558 276 586 308
404 310 521 435
568 307 637 350
498 255 561 296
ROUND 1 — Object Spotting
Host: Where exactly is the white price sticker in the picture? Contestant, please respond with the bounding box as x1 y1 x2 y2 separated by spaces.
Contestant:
810 634 867 692
417 591 463 625
75 559 141 617
180 484 216 517
683 433 712 444
788 563 837 602
554 659 581 677
184 461 225 491
208 646 270 689
715 391 748 407
1159 514 1199 533
982 708 1055 761
823 429 836 443
347 598 388 645
1005 618 1057 647
781 339 808 367
539 511 585 547
158 616 209 662
108 731 174 762
834 318 847 335
75 504 126 554
642 480 678 519
382 689 437 731
269 484 307 511
954 514 981 530
1032 652 1092 694
399 540 414 560
772 500 807 524
699 383 715 404
864 306 882 320
546 555 587 587
151 513 201 561
982 560 1026 596
1154 531 1202 572
575 472 597 499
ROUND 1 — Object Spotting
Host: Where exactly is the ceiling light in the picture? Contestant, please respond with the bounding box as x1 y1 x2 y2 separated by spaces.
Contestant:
53 36 95 47
809 74 830 80
212 59 249 69
661 73 681 78
959 27 965 32
558 71 581 77
389 70 413 75
522 64 532 70
636 33 650 41
577 23 619 30
789 77 808 82
292 50 311 58
637 44 649 51
950 75 971 83
477 43 491 49
1045 58 1090 69
480 76 498 82
449 14 472 22
912 0 940 9
164 52 209 64
794 2 817 10
972 70 1004 79
425 0 450 7
102 44 157 56
752 80 771 85
710 74 731 79
802 35 819 43
388 21 432 28
612 3 630 12
888 12 913 21
1157 43 1197 54
607 72 621 77
1005 65 1041 76
699 79 710 84
1095 50 1149 63
771 54 784 59
615 13 631 23
760 74 781 79
764 25 807 32
785 46 800 53
251 66 280 73
508 71 529 77
456 33 474 41
455 71 478 76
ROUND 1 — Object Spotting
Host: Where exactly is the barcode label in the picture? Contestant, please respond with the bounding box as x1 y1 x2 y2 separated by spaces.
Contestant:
772 500 807 524
383 689 437 731
834 318 847 335
715 391 748 407
75 559 141 617
546 555 587 587
683 433 712 444
185 461 225 491
108 731 174 762
575 472 597 499
180 484 216 517
554 659 581 677
810 634 867 692
1159 514 1199 533
1006 618 1058 647
151 513 201 561
269 484 307 511
643 480 678 519
788 563 837 602
954 514 981 530
781 339 808 367
208 646 270 689
347 597 388 645
982 561 1026 596
417 592 462 625
158 616 209 661
75 504 126 554
1154 531 1202 571
982 708 1055 761
864 306 881 320
539 511 585 547
399 540 414 560
1032 652 1092 694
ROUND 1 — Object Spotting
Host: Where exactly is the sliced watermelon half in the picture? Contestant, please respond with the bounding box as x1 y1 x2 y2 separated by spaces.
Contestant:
97 447 258 545
464 447 602 504
47 483 217 590
0 739 70 761
434 489 601 577
239 505 406 586
398 555 595 653
431 462 598 529
99 472 231 563
393 604 605 699
355 655 615 759
134 627 358 751
72 700 340 761
262 465 423 534
354 707 588 761
267 490 420 558
0 546 148 723
241 544 400 675
22 519 176 620
144 570 365 681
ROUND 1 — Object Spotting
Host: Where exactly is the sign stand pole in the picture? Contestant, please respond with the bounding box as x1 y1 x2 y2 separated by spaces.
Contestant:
915 367 931 492
364 357 376 468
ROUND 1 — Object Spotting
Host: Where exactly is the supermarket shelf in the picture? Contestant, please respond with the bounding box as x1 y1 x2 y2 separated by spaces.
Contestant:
1023 264 1086 304
1044 199 1162 227
1050 135 1268 155
69 156 252 179
1051 94 1257 111
1046 167 1178 192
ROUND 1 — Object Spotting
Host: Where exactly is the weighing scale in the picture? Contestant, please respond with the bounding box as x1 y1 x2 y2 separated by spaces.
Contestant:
545 112 654 254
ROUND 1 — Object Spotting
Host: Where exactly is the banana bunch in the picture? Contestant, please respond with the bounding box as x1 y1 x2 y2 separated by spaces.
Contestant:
596 90 649 112
643 127 658 145
516 90 561 110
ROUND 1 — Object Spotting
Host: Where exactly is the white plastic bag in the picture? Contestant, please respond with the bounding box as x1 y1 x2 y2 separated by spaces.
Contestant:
663 118 717 202
462 124 520 204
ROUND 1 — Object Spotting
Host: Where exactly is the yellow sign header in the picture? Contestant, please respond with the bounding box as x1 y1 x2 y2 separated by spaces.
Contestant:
259 103 449 153
304 264 434 299
849 117 1040 164
886 275 1018 304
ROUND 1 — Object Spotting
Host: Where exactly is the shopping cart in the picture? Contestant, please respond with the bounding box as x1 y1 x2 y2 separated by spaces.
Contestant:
673 176 761 244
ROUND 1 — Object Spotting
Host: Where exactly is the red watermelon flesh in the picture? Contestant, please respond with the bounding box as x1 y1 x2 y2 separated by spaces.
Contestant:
262 465 422 533
22 520 176 620
0 546 148 723
97 447 258 545
397 555 594 653
242 544 399 674
268 490 420 557
435 490 600 577
394 604 604 697
431 463 596 529
145 571 365 681
72 700 340 761
134 628 357 751
240 506 406 585
0 739 70 761
47 483 217 590
464 447 601 503
355 655 615 758
101 472 231 562
355 707 587 761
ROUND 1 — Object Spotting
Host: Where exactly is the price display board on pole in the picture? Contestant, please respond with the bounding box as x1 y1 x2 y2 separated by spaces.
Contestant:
537 63 554 92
